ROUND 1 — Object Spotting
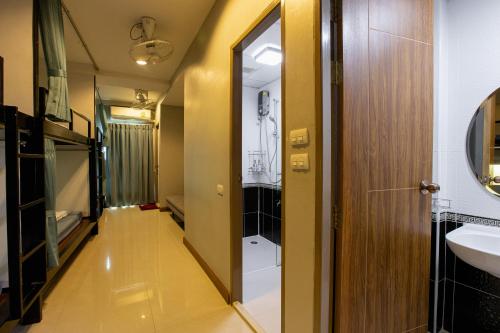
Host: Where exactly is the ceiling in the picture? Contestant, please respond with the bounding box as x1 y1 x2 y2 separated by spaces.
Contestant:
97 85 161 105
63 0 216 104
243 20 281 89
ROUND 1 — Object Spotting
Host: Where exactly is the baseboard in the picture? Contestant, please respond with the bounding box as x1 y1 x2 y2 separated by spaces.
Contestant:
182 237 231 304
233 301 266 333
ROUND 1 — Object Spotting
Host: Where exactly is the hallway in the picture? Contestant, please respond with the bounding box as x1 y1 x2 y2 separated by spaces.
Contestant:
14 208 252 333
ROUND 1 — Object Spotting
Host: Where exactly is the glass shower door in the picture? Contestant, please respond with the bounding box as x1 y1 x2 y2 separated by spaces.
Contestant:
271 97 282 267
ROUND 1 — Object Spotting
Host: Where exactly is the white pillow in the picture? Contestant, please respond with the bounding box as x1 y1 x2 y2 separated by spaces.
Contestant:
55 210 69 221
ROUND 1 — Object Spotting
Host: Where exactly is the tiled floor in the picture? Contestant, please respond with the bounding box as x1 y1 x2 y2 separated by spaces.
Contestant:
13 207 252 333
242 235 281 333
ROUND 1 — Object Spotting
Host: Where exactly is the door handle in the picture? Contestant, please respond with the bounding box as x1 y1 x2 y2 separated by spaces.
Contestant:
420 181 440 195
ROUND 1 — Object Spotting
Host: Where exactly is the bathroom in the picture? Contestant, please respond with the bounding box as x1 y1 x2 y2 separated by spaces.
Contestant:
240 18 282 333
429 1 500 332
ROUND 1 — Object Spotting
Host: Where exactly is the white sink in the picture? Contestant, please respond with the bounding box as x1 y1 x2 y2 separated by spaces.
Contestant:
446 224 500 278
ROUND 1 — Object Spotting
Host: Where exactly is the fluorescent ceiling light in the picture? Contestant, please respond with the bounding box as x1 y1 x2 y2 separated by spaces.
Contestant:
252 44 282 66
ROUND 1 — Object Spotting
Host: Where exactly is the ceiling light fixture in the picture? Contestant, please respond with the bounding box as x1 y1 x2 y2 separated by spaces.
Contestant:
136 60 148 66
252 44 282 66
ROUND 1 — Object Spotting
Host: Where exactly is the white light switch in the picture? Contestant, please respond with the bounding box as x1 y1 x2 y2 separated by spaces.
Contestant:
290 153 310 171
289 128 309 146
217 184 224 196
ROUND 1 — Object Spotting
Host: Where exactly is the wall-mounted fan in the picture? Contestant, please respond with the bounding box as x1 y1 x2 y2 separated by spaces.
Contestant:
131 89 156 110
129 16 174 66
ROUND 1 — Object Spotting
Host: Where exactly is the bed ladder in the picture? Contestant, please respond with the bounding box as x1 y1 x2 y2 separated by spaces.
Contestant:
3 106 47 325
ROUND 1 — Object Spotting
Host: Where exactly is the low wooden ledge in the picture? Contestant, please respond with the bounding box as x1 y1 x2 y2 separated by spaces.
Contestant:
183 237 231 304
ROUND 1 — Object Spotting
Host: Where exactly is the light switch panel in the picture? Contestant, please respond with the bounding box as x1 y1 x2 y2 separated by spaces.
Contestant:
217 184 224 196
289 128 309 146
290 153 310 171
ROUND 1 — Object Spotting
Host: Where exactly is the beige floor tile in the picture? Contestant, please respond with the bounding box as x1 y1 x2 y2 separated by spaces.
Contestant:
13 208 252 333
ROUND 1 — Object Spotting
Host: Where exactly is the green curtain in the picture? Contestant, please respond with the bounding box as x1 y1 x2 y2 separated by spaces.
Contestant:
95 104 109 138
44 139 59 268
107 124 154 206
39 0 71 122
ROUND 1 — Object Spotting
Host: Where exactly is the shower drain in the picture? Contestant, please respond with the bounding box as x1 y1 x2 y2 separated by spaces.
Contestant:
250 241 258 245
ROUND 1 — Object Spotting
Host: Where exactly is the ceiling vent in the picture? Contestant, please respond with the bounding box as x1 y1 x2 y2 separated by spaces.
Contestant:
129 17 174 66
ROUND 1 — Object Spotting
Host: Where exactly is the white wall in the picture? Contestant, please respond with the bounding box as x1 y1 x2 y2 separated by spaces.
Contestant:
0 0 33 289
67 68 95 138
242 79 282 186
158 105 184 208
52 69 94 217
435 0 500 219
0 0 34 115
168 0 323 330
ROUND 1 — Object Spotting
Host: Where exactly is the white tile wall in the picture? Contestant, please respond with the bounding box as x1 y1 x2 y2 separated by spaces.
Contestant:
434 0 500 219
242 79 282 186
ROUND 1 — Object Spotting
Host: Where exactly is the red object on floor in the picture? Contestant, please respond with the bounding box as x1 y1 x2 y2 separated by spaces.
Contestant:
139 203 159 211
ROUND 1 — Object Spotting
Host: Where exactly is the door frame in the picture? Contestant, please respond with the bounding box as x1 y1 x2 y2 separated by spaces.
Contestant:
229 0 283 309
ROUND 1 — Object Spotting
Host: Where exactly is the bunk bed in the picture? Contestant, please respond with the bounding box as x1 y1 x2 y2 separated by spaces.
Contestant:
38 87 99 286
166 195 185 228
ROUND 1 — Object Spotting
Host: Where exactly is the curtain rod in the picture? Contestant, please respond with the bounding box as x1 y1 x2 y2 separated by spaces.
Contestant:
61 2 100 72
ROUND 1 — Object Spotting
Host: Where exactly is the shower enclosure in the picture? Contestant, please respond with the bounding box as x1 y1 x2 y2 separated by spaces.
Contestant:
240 21 283 333
243 88 281 269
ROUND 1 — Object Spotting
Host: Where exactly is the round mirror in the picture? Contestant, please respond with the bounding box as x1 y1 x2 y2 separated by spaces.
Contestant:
466 88 500 196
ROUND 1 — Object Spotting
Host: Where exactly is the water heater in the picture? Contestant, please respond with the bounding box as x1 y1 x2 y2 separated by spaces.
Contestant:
258 90 270 117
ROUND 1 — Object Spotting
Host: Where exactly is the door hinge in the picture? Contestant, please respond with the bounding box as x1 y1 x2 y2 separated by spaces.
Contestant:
333 205 342 229
333 61 343 86
332 0 340 23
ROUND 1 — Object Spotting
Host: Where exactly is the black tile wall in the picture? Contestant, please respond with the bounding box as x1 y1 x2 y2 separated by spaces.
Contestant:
430 218 446 281
244 212 258 237
453 283 500 333
443 278 455 331
429 213 446 332
243 185 282 246
431 211 500 333
260 213 273 242
428 279 445 332
273 217 281 245
454 257 500 298
243 187 259 213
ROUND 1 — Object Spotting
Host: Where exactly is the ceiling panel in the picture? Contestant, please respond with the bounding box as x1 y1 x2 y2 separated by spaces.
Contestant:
243 20 282 89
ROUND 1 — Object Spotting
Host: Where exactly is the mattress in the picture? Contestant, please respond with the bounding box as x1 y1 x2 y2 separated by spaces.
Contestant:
57 212 82 243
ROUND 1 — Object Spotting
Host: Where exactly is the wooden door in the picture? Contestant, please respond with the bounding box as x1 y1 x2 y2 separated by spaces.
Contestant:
334 0 434 332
